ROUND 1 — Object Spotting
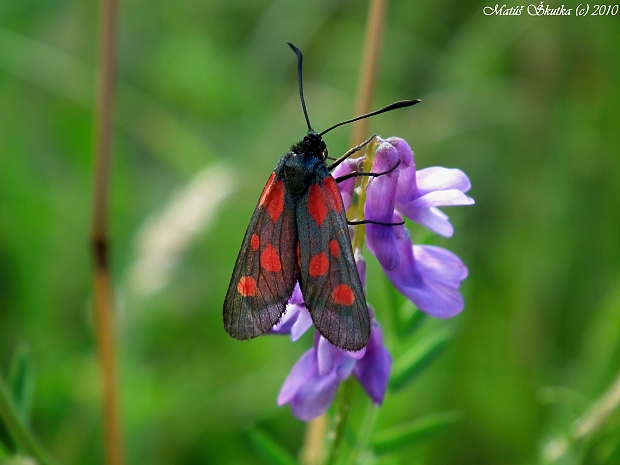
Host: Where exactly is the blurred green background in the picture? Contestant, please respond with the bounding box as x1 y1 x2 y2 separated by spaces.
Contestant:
1 0 620 463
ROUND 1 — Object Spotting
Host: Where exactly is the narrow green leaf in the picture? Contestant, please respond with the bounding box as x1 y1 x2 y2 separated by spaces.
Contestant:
0 372 55 465
248 429 297 465
372 411 461 453
389 327 453 390
396 300 426 339
1 456 39 465
8 345 34 422
374 457 401 465
0 378 16 453
0 345 35 452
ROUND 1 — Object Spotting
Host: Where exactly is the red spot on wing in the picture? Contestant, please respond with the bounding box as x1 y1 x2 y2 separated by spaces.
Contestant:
237 276 257 296
323 176 344 213
259 174 284 222
260 244 282 272
331 284 355 306
309 252 329 277
308 183 328 226
251 234 259 251
329 239 339 257
296 243 301 265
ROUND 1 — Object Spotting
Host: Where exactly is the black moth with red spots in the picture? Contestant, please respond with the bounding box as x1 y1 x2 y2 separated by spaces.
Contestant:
224 129 369 350
223 43 418 351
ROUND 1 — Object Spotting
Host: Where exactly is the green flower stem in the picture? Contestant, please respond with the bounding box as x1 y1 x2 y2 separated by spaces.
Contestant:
350 137 378 251
301 415 328 465
0 375 55 465
324 377 356 465
348 402 379 464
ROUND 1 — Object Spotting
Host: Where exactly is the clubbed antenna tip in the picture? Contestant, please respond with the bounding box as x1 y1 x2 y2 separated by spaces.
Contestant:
319 99 421 136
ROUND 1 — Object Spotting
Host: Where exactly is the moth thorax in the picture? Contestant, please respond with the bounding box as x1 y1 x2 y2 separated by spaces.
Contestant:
283 153 321 198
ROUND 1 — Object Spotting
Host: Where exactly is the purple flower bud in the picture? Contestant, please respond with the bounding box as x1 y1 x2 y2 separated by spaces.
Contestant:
385 137 418 204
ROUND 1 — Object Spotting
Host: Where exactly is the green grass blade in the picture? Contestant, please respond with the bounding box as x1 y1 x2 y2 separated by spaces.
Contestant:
372 411 461 454
249 429 298 465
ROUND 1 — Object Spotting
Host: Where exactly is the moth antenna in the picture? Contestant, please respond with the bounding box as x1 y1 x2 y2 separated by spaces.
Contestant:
319 99 421 137
287 42 313 132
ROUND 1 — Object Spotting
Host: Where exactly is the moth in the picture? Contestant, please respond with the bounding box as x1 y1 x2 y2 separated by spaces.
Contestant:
224 43 418 351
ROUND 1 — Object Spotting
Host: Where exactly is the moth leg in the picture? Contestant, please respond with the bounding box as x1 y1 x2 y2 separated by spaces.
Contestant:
347 218 405 227
334 159 401 184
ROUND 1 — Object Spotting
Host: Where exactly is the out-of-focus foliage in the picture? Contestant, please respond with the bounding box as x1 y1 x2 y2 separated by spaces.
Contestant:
1 0 619 464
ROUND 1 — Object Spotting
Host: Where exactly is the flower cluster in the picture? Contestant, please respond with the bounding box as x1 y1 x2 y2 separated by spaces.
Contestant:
276 137 473 420
340 137 474 318
273 258 391 421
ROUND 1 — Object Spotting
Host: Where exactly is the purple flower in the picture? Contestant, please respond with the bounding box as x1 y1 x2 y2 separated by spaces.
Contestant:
386 136 474 238
277 315 391 421
364 137 473 317
274 254 391 421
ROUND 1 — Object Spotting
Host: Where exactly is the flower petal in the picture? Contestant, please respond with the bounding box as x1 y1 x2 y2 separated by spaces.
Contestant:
395 163 418 204
385 137 414 167
407 189 475 209
354 320 391 404
278 344 343 421
317 336 334 376
316 335 357 378
365 212 402 271
290 308 313 341
331 157 362 211
365 141 399 223
416 167 471 196
277 349 315 406
271 283 307 335
399 274 464 318
335 356 356 380
413 245 468 288
270 302 303 334
385 137 418 204
289 283 304 304
345 345 366 360
397 203 455 237
384 228 466 318
288 371 340 421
